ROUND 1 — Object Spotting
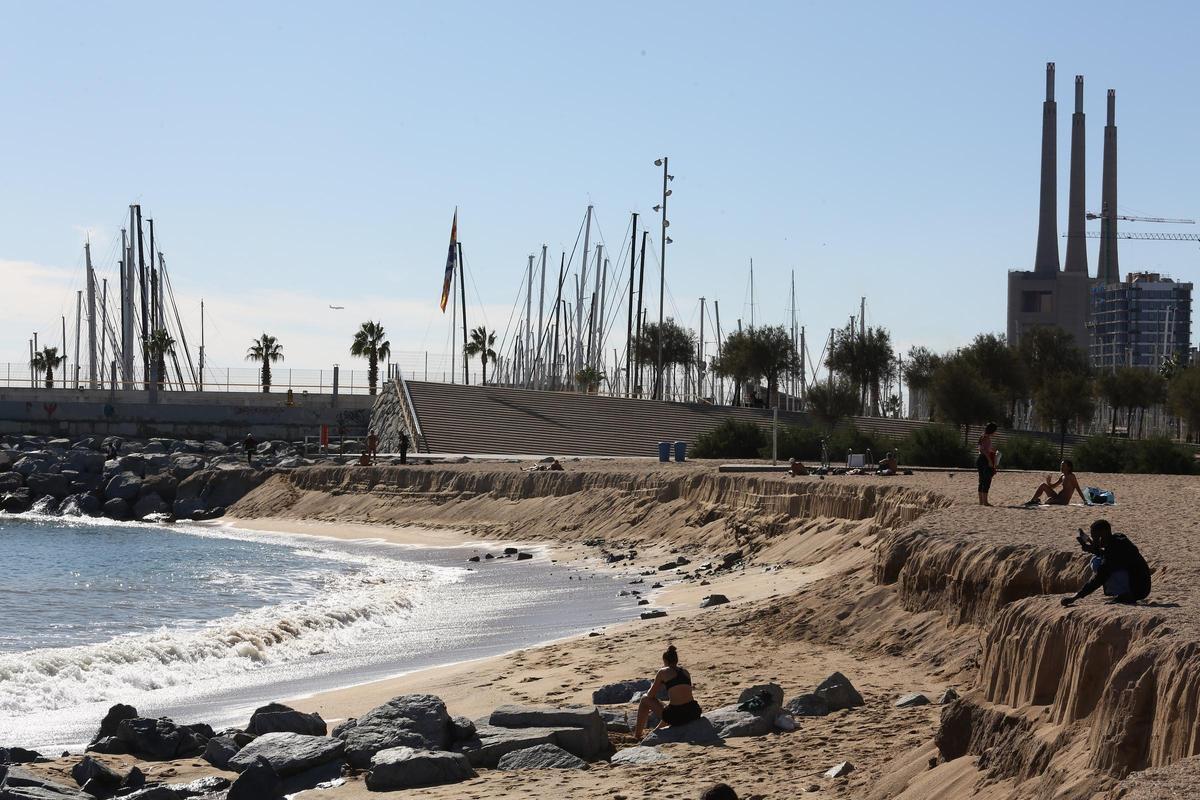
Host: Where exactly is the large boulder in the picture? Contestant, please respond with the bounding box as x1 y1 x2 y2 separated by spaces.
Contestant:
141 474 178 503
13 455 51 478
202 736 241 770
132 493 169 520
174 468 272 514
0 765 89 798
225 756 281 800
26 473 71 500
0 473 24 492
104 473 142 502
496 743 587 770
456 725 560 768
63 451 105 475
336 694 452 769
0 451 13 472
591 680 651 705
115 717 206 760
168 455 205 481
813 672 864 711
69 756 123 794
1 488 32 514
0 748 42 765
704 705 777 738
365 747 475 791
226 733 343 778
115 456 148 478
639 717 723 747
610 746 669 765
488 705 608 758
89 705 138 748
101 498 130 520
736 683 784 708
784 693 830 717
246 703 326 737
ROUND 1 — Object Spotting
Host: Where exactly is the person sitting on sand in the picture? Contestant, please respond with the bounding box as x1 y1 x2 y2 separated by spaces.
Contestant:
699 785 738 800
877 451 898 475
1062 520 1151 606
1025 459 1088 506
634 644 702 739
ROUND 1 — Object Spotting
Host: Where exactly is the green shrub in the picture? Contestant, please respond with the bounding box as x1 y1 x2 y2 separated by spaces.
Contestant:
692 418 768 459
998 435 1060 470
1073 435 1129 473
763 424 825 461
901 424 971 467
1124 437 1196 475
828 424 900 462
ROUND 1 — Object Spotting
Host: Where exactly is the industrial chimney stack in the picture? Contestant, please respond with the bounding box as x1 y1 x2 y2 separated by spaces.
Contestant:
1033 62 1060 274
1064 76 1088 274
1097 89 1120 284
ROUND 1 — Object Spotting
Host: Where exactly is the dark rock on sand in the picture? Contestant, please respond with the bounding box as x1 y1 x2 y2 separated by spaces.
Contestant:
895 692 930 708
201 736 241 770
104 473 142 502
99 499 130 520
0 748 42 765
450 717 476 742
496 743 587 770
132 493 169 519
516 552 534 561
336 694 453 769
247 703 327 737
115 717 205 760
705 706 777 738
1 765 89 798
70 756 123 793
119 767 145 793
784 693 830 717
640 610 667 619
90 703 138 745
814 672 864 711
639 717 723 747
226 756 281 800
591 679 652 705
365 747 475 791
824 760 855 778
737 683 784 709
165 775 230 797
227 733 343 777
488 706 609 758
699 594 730 608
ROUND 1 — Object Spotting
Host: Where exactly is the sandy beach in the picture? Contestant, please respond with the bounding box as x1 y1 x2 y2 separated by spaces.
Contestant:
19 460 1200 799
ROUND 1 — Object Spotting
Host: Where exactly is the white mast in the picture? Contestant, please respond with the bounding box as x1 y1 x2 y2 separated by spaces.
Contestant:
576 206 592 374
121 224 134 387
86 240 98 388
199 300 206 391
73 291 82 388
525 253 534 386
537 244 547 388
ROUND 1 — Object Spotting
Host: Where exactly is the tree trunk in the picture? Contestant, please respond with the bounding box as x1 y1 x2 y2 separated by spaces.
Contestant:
368 352 378 396
262 362 271 393
481 355 487 386
45 367 53 389
1059 423 1066 457
1111 405 1117 436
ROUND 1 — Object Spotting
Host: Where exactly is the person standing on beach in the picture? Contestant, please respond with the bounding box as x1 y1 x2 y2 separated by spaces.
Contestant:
367 430 378 465
1062 520 1151 606
977 422 999 506
244 433 257 467
399 430 409 465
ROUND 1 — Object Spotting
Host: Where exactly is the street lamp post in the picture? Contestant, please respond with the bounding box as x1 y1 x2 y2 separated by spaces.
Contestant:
653 156 673 400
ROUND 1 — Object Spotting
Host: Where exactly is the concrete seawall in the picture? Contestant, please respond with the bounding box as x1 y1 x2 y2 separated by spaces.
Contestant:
0 387 373 441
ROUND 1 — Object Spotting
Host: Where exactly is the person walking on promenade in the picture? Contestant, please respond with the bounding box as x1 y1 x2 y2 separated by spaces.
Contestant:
1062 520 1151 606
977 422 999 506
244 433 257 467
399 430 410 465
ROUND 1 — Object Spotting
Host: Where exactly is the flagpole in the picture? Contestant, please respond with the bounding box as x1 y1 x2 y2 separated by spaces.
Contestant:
458 241 467 385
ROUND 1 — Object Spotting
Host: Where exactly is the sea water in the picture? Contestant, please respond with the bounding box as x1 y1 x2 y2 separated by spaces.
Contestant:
0 514 640 750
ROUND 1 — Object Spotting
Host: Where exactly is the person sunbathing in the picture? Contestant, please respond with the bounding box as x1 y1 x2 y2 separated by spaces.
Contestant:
633 644 702 739
1025 459 1088 506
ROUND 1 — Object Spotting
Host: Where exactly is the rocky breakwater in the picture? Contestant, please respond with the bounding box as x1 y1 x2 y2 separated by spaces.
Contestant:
0 434 344 523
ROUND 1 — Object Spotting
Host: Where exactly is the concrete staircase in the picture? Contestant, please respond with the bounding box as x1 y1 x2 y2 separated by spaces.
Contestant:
402 381 809 457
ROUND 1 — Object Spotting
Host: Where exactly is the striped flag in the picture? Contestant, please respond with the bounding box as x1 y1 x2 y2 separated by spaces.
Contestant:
440 208 458 312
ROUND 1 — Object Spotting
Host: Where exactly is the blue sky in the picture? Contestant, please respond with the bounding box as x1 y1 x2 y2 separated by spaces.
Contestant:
3 1 1198 377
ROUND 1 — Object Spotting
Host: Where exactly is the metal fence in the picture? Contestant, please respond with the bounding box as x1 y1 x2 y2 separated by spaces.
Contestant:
0 362 380 395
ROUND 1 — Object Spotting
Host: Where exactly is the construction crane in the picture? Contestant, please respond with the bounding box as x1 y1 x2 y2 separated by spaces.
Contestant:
1085 212 1195 224
1065 231 1200 241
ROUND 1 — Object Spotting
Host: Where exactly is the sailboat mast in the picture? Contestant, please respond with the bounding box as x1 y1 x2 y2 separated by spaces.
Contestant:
200 300 205 391
634 230 648 395
552 253 565 390
74 291 82 388
86 241 97 388
749 258 755 328
714 300 723 405
625 213 637 397
576 206 592 375
537 245 547 388
99 278 108 376
135 205 148 387
526 254 534 386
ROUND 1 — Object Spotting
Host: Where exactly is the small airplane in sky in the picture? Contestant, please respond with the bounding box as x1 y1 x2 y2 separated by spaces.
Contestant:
328 305 345 310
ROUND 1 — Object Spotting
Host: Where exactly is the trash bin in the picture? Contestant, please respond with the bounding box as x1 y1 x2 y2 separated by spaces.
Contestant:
658 441 671 462
674 441 687 462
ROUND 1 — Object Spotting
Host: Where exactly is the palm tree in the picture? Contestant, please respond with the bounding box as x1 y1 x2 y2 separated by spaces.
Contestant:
350 321 391 395
30 346 65 389
748 325 800 408
828 327 895 415
246 333 284 393
146 329 176 390
902 346 942 420
575 365 606 394
634 319 695 399
712 329 756 406
463 326 497 385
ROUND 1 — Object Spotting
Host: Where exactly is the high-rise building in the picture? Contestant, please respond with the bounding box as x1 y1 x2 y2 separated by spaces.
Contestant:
1089 272 1193 369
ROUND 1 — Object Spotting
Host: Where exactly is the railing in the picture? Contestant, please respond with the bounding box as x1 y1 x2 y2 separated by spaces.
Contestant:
0 363 380 395
391 370 428 453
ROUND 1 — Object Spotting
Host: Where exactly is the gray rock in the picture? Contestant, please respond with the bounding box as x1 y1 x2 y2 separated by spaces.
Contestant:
84 738 128 757
784 693 830 717
488 705 608 758
591 679 651 705
0 748 41 765
26 473 71 500
699 594 730 608
169 455 206 481
141 474 178 503
640 610 667 620
246 703 326 737
610 746 669 766
450 717 476 742
497 743 587 770
0 451 12 472
365 747 475 791
64 451 105 475
1 766 89 798
938 688 960 705
227 733 343 778
456 725 559 768
202 735 240 770
895 693 930 708
115 457 148 478
824 760 855 778
596 708 635 733
104 473 142 502
115 717 205 760
13 455 51 478
1 488 32 514
0 473 24 492
100 498 130 520
165 775 230 797
336 694 452 769
705 705 777 738
639 717 723 747
132 493 169 519
69 756 122 791
814 672 864 711
737 683 784 708
120 786 182 799
119 767 145 793
226 756 280 800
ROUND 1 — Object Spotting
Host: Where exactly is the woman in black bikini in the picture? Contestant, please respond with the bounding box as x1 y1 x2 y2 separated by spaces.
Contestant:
634 644 702 739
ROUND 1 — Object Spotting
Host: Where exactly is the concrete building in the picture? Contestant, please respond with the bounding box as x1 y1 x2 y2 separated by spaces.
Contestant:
1089 272 1193 369
1007 64 1092 348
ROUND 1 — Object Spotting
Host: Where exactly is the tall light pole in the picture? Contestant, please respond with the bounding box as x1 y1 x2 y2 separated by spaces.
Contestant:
653 156 673 400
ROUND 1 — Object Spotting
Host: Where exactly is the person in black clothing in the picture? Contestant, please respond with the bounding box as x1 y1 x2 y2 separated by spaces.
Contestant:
399 430 410 465
1061 519 1151 606
244 433 256 467
634 644 702 739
